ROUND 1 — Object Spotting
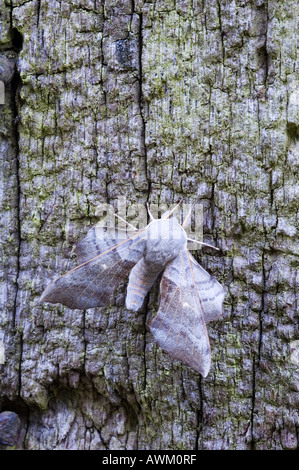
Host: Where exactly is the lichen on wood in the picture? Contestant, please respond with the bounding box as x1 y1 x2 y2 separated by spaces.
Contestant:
0 0 298 450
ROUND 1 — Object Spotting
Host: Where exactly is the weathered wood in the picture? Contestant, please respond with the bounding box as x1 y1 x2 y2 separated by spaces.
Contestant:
0 0 298 450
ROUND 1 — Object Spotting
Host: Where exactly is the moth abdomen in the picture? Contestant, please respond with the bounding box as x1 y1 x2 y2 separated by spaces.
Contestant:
126 257 161 312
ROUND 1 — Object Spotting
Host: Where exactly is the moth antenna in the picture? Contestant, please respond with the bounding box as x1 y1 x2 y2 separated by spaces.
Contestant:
112 211 139 231
163 199 183 219
182 207 192 228
187 237 220 251
146 202 155 221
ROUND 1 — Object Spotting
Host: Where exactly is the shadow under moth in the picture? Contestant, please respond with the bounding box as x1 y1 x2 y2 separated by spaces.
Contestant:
41 203 225 377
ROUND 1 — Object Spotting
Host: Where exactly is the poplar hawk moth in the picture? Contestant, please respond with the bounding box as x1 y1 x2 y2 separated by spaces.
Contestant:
41 204 225 377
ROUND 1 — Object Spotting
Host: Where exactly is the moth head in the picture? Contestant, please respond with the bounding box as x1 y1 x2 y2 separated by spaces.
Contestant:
145 217 187 267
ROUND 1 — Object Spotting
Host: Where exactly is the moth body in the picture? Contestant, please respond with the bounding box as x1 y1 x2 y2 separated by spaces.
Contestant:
126 217 187 312
145 217 187 267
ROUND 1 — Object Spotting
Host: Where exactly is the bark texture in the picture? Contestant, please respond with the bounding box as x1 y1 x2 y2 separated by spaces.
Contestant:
0 0 298 450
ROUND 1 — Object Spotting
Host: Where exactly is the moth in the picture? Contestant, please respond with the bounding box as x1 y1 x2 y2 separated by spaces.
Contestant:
41 203 225 377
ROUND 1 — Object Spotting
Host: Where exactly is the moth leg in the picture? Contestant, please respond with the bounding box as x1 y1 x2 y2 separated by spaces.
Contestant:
112 211 139 231
146 202 155 221
186 237 219 251
182 207 192 228
162 200 183 219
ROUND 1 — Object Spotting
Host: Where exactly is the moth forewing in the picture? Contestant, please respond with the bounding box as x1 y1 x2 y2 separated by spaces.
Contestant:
74 226 141 264
40 227 146 310
149 249 212 377
188 252 225 324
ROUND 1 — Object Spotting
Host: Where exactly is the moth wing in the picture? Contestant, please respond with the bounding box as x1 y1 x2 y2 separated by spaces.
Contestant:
74 226 138 264
149 248 224 376
41 227 146 310
188 252 225 323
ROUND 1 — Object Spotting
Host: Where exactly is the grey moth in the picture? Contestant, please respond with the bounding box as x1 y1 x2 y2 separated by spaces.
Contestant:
41 204 225 377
